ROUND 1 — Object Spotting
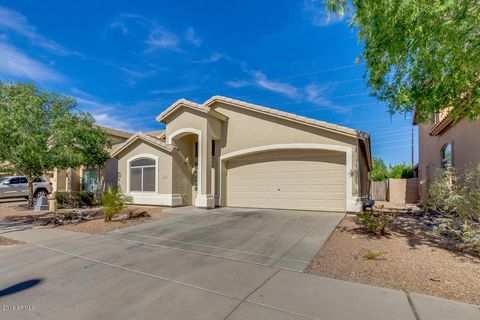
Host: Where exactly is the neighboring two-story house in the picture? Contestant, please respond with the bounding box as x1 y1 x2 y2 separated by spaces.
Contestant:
110 96 372 213
414 110 480 201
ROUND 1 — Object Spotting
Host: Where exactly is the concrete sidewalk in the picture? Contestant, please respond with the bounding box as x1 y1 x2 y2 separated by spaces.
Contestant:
0 227 478 320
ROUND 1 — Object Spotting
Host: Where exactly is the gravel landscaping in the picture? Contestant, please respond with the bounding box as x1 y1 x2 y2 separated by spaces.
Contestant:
307 211 480 305
0 200 172 234
0 235 25 245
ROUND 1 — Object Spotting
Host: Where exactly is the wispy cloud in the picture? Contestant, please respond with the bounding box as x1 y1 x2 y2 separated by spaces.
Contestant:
252 71 300 99
225 80 251 88
302 0 344 27
191 52 223 64
90 113 134 132
149 85 199 95
116 66 157 85
0 42 64 82
71 89 135 132
185 27 202 47
0 6 82 56
305 84 349 113
146 26 180 51
105 13 195 52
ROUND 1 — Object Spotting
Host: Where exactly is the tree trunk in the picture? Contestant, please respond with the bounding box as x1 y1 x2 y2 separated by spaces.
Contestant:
27 178 34 208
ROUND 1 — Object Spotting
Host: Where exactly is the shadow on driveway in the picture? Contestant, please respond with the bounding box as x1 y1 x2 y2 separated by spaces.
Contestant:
0 279 43 297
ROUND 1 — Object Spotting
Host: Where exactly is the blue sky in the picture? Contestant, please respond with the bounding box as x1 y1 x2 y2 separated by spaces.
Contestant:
0 0 417 166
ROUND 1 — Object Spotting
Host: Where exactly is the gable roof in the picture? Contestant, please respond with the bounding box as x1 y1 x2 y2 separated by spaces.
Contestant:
157 95 369 140
110 132 174 158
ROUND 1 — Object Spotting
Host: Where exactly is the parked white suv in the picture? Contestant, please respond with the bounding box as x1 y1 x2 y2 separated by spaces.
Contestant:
0 176 52 200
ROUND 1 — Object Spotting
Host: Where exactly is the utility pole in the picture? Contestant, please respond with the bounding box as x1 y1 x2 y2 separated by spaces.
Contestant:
411 126 414 166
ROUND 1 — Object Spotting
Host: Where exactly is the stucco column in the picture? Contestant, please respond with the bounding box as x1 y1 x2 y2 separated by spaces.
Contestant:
195 131 215 208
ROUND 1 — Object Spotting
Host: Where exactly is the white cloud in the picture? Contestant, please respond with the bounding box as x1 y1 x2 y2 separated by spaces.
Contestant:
305 84 349 113
302 0 344 27
0 6 81 56
146 26 180 50
0 42 64 82
186 27 202 46
149 85 199 95
225 80 251 88
72 89 134 132
192 52 223 64
252 71 300 99
90 113 134 132
116 66 157 85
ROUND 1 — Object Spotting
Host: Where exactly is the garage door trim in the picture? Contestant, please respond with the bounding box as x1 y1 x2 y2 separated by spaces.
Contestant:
219 143 358 211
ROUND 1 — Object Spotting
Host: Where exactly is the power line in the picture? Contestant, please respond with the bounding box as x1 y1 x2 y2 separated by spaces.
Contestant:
149 62 365 98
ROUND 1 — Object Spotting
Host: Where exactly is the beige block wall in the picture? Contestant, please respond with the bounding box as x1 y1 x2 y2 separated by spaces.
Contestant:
388 178 419 204
116 140 173 195
418 117 480 201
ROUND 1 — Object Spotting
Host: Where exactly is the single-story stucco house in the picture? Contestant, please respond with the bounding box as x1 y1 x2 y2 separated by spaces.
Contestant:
110 96 371 212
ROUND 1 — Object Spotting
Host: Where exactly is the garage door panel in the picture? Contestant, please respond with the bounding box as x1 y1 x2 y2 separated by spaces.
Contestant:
228 184 345 194
228 169 345 179
227 196 345 212
226 149 346 211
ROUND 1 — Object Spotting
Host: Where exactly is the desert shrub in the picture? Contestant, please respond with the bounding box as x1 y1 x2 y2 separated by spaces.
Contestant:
428 165 480 255
99 188 131 222
363 249 386 260
357 211 393 236
55 192 96 208
429 165 480 222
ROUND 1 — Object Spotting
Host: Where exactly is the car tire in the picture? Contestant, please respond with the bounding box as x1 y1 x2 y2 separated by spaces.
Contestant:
34 189 48 199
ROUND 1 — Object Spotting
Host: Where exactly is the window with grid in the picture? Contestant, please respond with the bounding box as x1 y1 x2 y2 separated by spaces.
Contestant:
129 158 156 192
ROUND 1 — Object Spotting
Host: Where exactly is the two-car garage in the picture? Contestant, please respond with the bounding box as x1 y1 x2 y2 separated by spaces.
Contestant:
225 148 347 212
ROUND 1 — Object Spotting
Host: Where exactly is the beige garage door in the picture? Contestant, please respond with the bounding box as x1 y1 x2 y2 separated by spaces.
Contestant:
226 149 346 211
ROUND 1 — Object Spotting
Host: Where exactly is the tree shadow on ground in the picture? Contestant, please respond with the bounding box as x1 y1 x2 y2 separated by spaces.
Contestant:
0 279 43 297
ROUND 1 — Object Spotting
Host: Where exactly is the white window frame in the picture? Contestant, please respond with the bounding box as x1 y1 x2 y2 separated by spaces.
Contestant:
127 154 158 194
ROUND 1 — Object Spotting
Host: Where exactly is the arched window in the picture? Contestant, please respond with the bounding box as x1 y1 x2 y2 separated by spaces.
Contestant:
129 157 156 192
441 144 452 169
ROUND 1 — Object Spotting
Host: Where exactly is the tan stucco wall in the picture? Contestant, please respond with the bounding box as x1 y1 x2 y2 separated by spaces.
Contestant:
418 117 480 201
210 103 364 197
165 109 208 137
102 158 119 191
171 134 195 205
358 146 370 197
388 178 419 204
116 140 173 194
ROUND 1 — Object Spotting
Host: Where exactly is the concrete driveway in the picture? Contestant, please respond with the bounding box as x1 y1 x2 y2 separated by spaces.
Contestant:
110 207 344 271
0 207 478 320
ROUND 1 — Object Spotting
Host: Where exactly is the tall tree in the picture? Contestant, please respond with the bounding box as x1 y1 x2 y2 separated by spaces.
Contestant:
324 0 480 122
0 82 112 207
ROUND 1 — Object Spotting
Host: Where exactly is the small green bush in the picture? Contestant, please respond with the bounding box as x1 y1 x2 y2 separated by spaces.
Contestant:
54 192 96 208
99 188 131 222
357 211 393 236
